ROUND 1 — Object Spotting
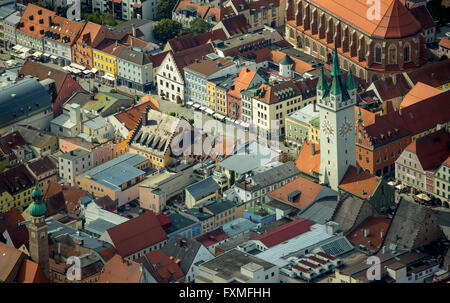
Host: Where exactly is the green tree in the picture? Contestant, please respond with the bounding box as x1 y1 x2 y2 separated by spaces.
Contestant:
157 0 178 20
188 119 195 125
170 112 176 116
178 27 192 37
190 18 213 36
427 0 450 25
154 19 182 44
229 170 235 186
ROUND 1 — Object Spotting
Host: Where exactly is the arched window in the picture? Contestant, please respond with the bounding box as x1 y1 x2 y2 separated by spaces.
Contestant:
404 44 410 62
375 45 382 63
388 45 397 64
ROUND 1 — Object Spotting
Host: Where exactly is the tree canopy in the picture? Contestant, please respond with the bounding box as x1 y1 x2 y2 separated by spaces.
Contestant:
427 0 450 25
153 19 183 44
157 0 178 20
190 18 213 36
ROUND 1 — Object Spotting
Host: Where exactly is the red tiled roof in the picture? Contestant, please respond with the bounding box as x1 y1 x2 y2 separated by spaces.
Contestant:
16 4 56 39
271 51 314 74
404 129 450 171
363 90 450 147
308 256 327 264
97 255 142 283
268 176 323 210
400 82 442 109
106 211 167 257
305 0 421 38
141 250 184 283
172 44 216 78
19 60 72 93
228 67 259 99
0 209 28 249
26 156 56 177
114 98 160 131
316 251 336 260
409 5 436 30
293 265 309 272
219 14 250 36
346 216 390 251
298 259 318 269
339 165 382 199
156 213 171 230
148 51 170 68
0 131 27 155
439 37 450 49
98 246 118 263
406 59 450 88
295 141 320 177
0 242 23 282
15 259 48 283
167 29 227 53
252 219 315 248
0 164 35 196
194 227 229 247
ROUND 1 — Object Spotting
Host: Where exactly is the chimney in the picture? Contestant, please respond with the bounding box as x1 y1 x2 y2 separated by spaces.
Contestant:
311 143 315 155
363 228 369 237
398 107 402 116
48 16 52 26
380 229 384 239
382 246 386 254
132 24 136 37
368 240 372 247
313 101 316 112
57 242 61 254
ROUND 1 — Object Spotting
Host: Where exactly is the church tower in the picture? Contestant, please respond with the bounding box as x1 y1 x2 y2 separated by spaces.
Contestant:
28 184 49 279
317 46 357 191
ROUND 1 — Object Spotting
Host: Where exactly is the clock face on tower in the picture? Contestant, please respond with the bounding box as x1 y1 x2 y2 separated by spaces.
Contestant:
339 117 354 137
321 119 334 139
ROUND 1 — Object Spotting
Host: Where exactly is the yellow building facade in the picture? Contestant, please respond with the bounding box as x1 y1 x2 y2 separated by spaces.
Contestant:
93 48 118 77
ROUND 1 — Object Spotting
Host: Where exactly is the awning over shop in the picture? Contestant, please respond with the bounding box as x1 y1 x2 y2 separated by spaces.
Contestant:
186 101 194 106
32 51 42 57
12 45 22 52
102 73 115 81
83 70 91 74
21 47 30 53
70 63 86 71
90 68 98 74
213 113 225 120
240 121 250 128
50 55 58 60
205 108 214 115
192 103 201 109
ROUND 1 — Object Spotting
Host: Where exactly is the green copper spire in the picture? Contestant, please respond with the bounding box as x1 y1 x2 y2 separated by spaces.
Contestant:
331 45 341 78
29 183 46 217
316 67 329 92
346 68 357 91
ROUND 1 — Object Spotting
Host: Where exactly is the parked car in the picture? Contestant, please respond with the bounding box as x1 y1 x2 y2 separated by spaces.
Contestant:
129 201 137 208
125 205 131 211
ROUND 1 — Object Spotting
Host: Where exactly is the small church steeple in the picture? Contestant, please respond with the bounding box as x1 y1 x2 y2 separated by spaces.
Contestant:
329 45 349 101
28 183 49 279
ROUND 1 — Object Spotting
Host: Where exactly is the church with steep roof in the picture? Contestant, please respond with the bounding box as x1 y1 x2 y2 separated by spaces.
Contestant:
285 0 429 82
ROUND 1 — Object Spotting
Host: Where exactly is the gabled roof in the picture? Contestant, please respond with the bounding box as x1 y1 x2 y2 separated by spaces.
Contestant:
194 227 229 248
439 37 450 49
409 5 435 29
0 131 27 155
383 198 436 250
228 67 259 99
371 75 411 101
252 219 315 248
332 194 375 233
0 164 35 196
347 216 390 251
0 208 28 249
76 22 109 48
97 254 142 283
19 60 70 93
185 57 234 76
0 77 52 128
405 59 450 88
0 242 23 282
295 141 320 177
148 51 170 68
160 236 205 275
404 129 450 171
186 177 220 200
114 97 160 131
15 259 48 283
171 43 215 77
26 156 57 177
136 250 184 283
401 82 443 109
167 28 227 53
339 165 382 200
44 15 84 46
268 176 325 210
307 0 422 38
16 4 56 39
106 211 167 257
218 14 250 36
